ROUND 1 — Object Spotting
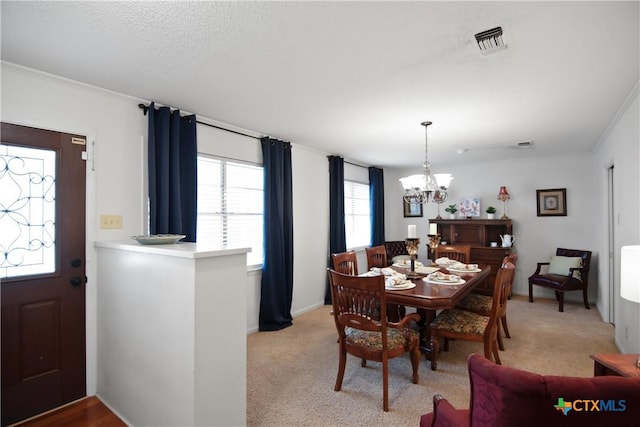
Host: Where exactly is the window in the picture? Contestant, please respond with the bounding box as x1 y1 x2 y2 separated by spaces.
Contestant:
197 155 263 266
344 180 371 249
1 145 56 278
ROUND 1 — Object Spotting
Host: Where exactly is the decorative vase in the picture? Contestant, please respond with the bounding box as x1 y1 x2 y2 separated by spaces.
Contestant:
487 213 495 219
449 213 456 219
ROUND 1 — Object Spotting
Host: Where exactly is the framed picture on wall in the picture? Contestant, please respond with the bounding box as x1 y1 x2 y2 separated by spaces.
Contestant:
536 188 567 216
403 199 423 217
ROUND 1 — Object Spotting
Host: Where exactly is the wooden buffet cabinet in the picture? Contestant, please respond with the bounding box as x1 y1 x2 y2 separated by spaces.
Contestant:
430 218 514 294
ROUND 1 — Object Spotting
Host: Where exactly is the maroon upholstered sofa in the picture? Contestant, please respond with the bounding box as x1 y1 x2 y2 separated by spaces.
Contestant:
420 354 640 427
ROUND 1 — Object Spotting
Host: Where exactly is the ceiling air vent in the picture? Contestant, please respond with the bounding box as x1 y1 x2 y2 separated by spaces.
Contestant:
474 27 507 55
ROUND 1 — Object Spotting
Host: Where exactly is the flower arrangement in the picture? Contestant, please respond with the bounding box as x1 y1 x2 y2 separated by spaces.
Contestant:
445 204 458 214
486 206 497 214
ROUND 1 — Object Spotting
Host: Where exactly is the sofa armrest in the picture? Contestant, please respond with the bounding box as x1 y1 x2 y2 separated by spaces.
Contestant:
420 395 468 427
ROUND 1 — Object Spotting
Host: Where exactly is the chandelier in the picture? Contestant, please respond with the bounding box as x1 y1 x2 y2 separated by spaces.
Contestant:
399 121 453 204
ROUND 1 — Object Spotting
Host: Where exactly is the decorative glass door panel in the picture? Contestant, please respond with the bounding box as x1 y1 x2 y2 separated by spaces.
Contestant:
0 144 57 279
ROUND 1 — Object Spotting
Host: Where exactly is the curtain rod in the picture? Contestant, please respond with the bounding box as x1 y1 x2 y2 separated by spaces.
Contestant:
138 103 260 140
345 161 370 169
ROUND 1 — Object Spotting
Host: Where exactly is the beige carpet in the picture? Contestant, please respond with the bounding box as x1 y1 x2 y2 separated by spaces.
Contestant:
247 296 618 426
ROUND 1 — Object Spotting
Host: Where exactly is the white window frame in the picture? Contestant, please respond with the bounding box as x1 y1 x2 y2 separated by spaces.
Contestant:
344 179 371 250
196 154 263 267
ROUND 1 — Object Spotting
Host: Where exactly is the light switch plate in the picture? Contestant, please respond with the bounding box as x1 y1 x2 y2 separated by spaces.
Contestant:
100 215 123 229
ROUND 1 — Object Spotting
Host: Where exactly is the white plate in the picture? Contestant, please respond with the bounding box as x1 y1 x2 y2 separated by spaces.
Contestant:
447 267 482 273
392 261 423 268
423 277 466 286
132 234 186 245
386 281 416 290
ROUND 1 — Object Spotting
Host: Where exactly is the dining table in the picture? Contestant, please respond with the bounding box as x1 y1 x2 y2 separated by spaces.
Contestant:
385 262 491 357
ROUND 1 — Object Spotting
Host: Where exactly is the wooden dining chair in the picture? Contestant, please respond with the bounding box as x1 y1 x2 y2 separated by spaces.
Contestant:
331 251 359 275
455 255 518 351
435 245 471 263
366 245 406 321
365 245 388 269
327 268 421 412
428 264 515 371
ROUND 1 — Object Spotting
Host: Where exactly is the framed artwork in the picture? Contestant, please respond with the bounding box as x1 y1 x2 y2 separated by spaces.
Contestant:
459 197 480 217
536 188 567 216
403 199 423 217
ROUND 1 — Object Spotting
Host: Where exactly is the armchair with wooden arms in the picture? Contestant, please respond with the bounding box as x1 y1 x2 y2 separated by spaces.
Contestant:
327 269 421 412
528 248 591 312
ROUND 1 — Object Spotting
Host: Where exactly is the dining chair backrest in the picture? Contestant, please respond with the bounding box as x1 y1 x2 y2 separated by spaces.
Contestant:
365 245 388 269
503 252 518 267
491 264 516 326
435 245 471 263
328 268 387 336
331 251 359 275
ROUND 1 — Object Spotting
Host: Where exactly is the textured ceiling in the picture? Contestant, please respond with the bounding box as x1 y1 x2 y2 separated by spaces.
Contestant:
1 1 638 168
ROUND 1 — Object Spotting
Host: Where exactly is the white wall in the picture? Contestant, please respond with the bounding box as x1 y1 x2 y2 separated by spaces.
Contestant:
593 85 640 353
385 152 597 301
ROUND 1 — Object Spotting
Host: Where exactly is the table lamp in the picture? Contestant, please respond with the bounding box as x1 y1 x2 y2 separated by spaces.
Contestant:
620 245 640 368
497 186 510 219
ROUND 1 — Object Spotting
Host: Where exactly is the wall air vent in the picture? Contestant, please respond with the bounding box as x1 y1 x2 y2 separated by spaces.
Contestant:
474 26 507 55
515 141 534 149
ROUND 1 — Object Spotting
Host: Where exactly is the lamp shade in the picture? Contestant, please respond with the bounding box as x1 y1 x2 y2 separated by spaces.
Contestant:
497 186 510 201
621 245 640 303
399 174 426 190
434 173 453 189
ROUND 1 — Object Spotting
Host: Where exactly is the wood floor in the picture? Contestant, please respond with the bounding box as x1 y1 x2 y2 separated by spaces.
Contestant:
12 397 126 427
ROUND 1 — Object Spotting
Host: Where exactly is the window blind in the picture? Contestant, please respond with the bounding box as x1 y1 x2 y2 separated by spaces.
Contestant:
197 155 264 266
344 180 371 249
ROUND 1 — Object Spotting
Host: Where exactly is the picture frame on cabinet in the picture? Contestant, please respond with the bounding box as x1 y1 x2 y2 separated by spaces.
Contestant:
459 197 480 217
536 188 567 216
403 199 423 217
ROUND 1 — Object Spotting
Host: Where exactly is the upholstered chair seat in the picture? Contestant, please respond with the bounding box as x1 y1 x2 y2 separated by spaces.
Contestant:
431 309 489 335
345 327 419 351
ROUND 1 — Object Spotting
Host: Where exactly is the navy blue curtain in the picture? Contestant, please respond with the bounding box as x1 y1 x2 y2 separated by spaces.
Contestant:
326 155 346 304
259 138 294 331
147 102 197 242
369 166 385 246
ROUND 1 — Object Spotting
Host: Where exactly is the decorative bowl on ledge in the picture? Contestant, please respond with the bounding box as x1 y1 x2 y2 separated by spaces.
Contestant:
132 234 187 245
